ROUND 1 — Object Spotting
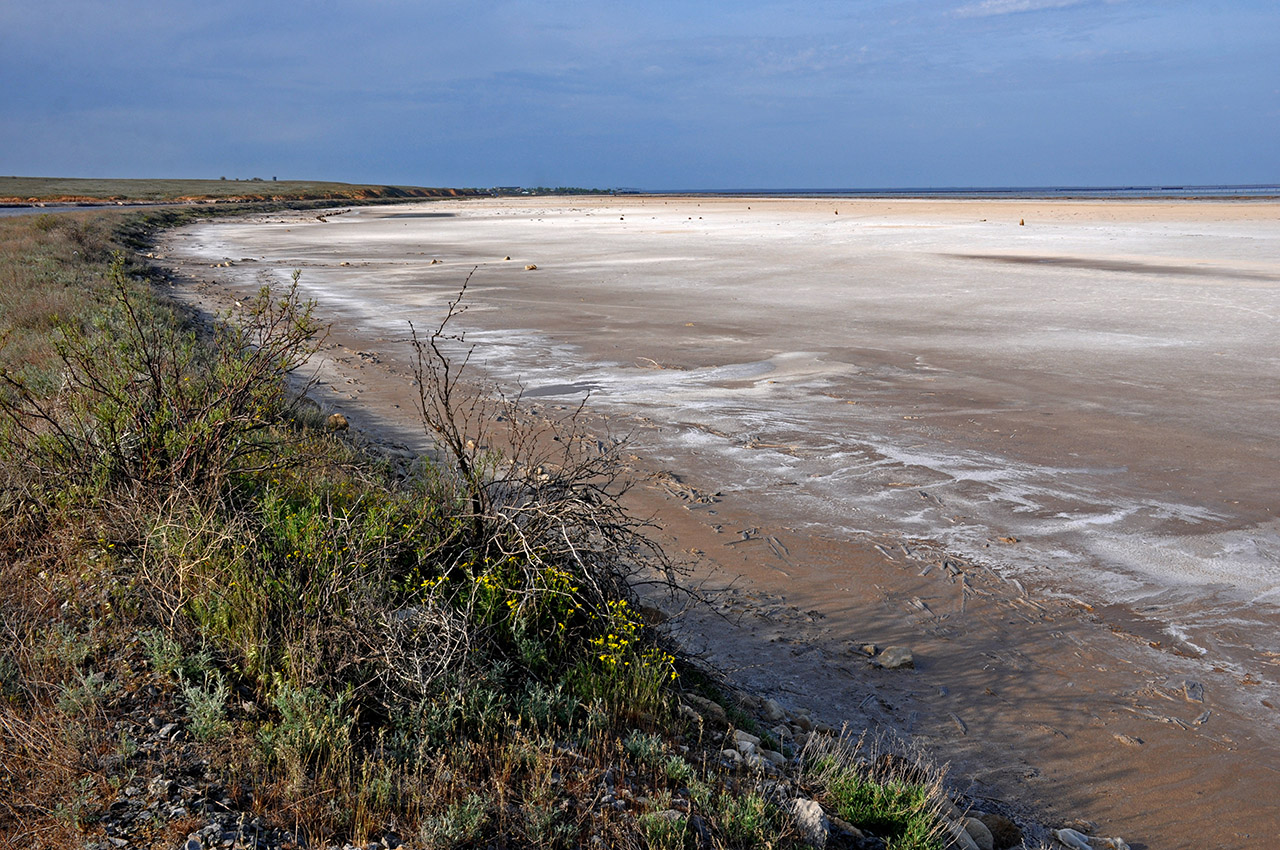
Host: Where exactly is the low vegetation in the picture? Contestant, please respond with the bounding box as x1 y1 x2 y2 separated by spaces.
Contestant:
0 207 953 849
0 177 471 205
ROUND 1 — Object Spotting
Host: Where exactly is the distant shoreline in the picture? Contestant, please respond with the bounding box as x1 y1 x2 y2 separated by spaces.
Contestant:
638 184 1280 200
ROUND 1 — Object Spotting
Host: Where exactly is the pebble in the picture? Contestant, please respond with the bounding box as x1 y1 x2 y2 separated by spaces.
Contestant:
963 816 995 850
686 694 727 724
785 798 829 848
876 646 915 669
945 819 980 850
760 748 788 767
829 815 865 840
975 813 1022 849
1054 828 1091 850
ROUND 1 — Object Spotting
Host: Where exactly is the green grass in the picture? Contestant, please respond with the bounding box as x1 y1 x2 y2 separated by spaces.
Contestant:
0 176 470 203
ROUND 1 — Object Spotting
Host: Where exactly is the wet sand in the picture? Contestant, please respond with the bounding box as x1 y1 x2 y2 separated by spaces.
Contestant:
163 197 1280 848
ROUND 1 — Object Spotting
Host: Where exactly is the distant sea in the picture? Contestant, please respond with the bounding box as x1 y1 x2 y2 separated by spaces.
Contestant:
644 184 1280 200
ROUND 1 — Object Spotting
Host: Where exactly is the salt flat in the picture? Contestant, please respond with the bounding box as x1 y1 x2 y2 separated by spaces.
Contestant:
168 196 1280 848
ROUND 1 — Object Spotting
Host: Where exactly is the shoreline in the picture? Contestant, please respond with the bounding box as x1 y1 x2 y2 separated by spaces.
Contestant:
160 196 1280 848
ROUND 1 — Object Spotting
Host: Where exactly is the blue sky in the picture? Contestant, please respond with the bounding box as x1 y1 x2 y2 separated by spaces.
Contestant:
1 0 1276 189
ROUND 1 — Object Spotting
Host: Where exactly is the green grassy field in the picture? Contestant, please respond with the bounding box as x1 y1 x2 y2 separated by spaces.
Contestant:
0 176 470 204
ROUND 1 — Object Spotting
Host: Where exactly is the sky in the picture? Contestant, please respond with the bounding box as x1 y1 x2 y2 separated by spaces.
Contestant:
1 0 1277 189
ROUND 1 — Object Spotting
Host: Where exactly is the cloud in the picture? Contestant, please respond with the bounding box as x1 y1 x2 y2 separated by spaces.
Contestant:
955 0 1092 18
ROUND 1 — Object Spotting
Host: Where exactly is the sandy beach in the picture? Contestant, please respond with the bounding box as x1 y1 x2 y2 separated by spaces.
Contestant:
162 196 1280 848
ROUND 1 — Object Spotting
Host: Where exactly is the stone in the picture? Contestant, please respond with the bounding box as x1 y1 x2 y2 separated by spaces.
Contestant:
828 815 865 840
525 264 538 270
763 698 786 721
793 713 815 732
760 748 788 767
688 814 713 848
976 813 1022 849
877 646 914 669
1053 828 1091 850
785 798 829 848
721 748 743 765
326 412 349 431
736 740 757 757
686 694 727 725
733 729 762 747
944 819 980 850
860 643 879 656
963 817 995 850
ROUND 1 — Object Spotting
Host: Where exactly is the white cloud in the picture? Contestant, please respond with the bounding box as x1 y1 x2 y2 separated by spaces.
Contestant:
955 0 1091 18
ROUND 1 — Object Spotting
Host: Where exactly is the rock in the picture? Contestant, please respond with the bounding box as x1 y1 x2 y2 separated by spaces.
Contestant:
828 815 865 840
688 814 713 848
963 816 995 850
763 698 786 721
877 646 914 669
1053 828 1091 850
686 694 727 725
326 413 349 432
945 819 980 850
721 748 743 766
976 813 1022 849
793 713 814 732
860 643 879 656
1183 680 1204 702
733 729 762 747
785 798 830 848
935 796 965 820
525 264 538 270
760 748 788 767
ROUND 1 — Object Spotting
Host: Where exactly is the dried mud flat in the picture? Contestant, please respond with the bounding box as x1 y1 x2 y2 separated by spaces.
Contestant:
161 197 1280 849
